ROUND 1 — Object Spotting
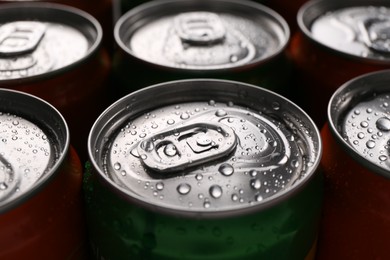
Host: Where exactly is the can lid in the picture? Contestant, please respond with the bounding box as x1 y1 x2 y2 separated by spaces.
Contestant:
329 70 390 178
115 0 289 70
299 0 390 63
0 3 101 81
0 88 68 212
89 79 321 218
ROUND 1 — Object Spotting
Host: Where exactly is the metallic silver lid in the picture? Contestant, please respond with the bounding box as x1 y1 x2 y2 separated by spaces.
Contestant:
115 0 289 70
89 79 322 217
299 0 390 62
329 69 390 178
0 3 102 81
0 88 68 213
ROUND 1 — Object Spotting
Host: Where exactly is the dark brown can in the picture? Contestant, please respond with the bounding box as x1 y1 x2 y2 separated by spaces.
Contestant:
0 89 87 259
319 69 390 259
290 0 390 128
0 3 111 162
113 0 292 100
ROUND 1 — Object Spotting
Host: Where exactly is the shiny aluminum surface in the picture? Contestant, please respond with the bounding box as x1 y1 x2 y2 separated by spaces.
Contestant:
115 0 289 70
89 79 322 216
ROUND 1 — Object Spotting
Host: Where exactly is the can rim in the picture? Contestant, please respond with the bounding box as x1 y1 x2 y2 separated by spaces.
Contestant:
0 2 103 84
88 78 322 219
298 0 390 65
114 0 290 72
0 88 70 213
328 69 390 179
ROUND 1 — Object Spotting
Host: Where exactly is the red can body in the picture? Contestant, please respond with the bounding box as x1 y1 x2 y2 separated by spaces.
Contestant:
289 0 390 128
0 89 87 260
0 3 111 163
317 70 390 259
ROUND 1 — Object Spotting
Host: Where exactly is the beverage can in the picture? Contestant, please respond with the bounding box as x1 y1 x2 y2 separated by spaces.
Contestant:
319 69 390 259
0 89 87 259
290 0 390 127
0 3 111 162
84 79 323 259
113 0 292 99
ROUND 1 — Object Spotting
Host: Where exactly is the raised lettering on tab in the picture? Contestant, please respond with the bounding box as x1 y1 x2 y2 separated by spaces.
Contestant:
0 21 46 56
138 122 237 173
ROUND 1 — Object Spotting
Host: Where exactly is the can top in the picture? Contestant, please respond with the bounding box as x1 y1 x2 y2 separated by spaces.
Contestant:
89 79 321 218
0 88 68 213
115 0 289 71
329 70 390 178
299 0 390 63
0 2 101 82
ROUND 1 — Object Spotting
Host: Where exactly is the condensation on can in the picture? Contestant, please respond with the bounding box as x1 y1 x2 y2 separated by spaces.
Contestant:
289 0 390 128
0 3 112 163
84 79 323 259
318 69 390 259
113 0 292 99
0 89 87 259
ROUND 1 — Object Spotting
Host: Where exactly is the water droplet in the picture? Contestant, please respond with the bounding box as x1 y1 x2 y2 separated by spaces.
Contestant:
177 183 191 195
141 140 154 152
250 179 261 190
231 194 238 201
208 100 216 106
379 155 388 161
164 143 177 157
272 102 280 111
209 185 223 199
215 109 227 117
357 132 365 139
366 140 376 149
255 194 263 202
0 182 7 190
203 201 211 208
114 163 121 170
12 120 19 126
156 182 164 191
195 174 203 181
218 163 234 176
180 112 190 120
249 169 258 177
167 119 175 125
376 117 390 131
361 121 369 128
291 160 299 168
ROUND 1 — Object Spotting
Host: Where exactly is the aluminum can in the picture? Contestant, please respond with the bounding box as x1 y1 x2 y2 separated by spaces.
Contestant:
318 70 390 259
0 3 111 162
0 0 114 52
113 0 292 100
84 79 323 259
0 89 86 259
290 0 390 128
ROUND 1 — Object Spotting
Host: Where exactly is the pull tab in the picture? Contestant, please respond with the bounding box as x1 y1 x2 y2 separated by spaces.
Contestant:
174 12 226 46
358 17 390 54
0 21 46 57
0 153 15 201
138 122 237 173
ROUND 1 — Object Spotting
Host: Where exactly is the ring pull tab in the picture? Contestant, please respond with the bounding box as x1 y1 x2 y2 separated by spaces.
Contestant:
0 21 46 57
358 17 390 54
174 12 226 46
138 122 237 173
0 153 16 201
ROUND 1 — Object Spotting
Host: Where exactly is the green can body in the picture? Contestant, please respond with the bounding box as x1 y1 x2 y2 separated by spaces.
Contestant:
84 164 322 260
112 0 292 100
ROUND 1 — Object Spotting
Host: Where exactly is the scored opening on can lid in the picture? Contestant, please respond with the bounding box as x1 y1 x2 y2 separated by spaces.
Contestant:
0 2 102 82
114 0 290 71
0 88 69 213
298 0 390 63
89 79 322 218
329 69 390 179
